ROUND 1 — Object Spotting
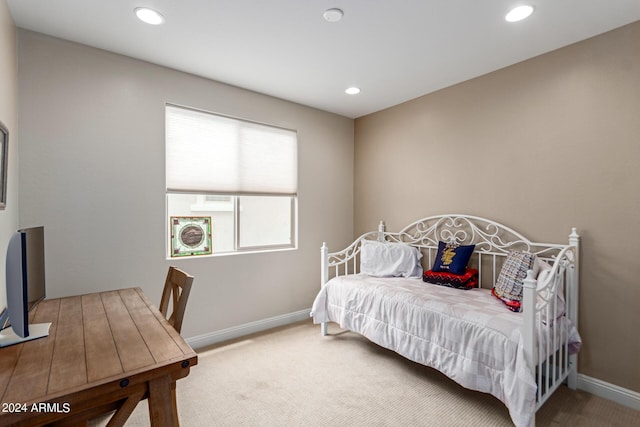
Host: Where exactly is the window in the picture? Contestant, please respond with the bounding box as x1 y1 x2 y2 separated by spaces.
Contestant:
166 105 297 257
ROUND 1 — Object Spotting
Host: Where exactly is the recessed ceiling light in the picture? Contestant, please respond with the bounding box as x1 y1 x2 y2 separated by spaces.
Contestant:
345 87 361 95
323 8 344 23
505 5 534 22
135 7 165 25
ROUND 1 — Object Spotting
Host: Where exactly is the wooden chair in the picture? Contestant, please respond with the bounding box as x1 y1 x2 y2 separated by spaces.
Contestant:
159 266 194 334
88 267 193 426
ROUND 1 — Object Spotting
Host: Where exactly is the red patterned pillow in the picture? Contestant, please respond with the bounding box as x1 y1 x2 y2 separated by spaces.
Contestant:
423 268 479 290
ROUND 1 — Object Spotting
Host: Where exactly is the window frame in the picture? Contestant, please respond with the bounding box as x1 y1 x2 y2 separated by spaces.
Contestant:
234 195 298 253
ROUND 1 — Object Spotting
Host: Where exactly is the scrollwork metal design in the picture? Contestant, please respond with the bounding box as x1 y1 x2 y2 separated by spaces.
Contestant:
396 215 533 254
324 215 576 304
326 231 378 267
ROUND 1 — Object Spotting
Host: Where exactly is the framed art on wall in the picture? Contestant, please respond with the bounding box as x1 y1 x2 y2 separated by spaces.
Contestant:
0 121 8 210
170 216 213 257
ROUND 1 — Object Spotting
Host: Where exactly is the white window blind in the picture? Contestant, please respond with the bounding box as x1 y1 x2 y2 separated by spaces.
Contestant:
166 105 298 196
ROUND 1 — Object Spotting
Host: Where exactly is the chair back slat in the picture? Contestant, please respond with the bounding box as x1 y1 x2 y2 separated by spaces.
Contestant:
160 266 194 334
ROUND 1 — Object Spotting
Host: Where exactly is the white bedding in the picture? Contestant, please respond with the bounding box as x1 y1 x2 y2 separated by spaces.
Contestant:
311 274 581 427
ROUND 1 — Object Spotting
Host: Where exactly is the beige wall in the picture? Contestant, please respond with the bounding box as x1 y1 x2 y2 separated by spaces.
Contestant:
0 0 19 311
354 22 640 392
17 30 354 339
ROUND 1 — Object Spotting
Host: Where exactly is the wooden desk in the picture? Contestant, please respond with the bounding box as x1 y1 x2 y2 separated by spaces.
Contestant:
0 287 197 427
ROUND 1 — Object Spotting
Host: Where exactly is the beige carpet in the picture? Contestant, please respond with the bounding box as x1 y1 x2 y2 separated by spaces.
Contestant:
105 320 639 426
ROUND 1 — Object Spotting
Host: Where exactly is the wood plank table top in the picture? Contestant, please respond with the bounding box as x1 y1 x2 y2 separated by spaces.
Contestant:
0 287 198 427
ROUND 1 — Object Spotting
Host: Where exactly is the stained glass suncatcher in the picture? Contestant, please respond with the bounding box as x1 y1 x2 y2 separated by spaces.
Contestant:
170 216 212 257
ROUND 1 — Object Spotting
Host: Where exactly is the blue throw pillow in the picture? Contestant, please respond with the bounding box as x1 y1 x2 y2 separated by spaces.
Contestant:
431 241 475 275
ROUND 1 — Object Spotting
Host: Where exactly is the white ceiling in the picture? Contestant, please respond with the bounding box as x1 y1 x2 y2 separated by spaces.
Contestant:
7 1 640 118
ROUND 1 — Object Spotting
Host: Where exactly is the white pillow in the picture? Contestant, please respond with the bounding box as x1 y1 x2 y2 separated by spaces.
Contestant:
360 240 423 278
536 258 566 322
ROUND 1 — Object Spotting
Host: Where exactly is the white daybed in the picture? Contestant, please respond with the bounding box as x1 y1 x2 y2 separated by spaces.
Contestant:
311 214 581 427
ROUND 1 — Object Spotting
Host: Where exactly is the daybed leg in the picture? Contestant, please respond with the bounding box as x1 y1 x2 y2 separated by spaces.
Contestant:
320 242 329 337
568 354 578 389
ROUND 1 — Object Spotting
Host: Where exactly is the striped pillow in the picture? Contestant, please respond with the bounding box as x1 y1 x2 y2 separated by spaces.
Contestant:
492 251 537 312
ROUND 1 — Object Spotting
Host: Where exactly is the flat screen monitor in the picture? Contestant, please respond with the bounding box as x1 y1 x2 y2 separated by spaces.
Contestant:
21 226 46 312
0 226 51 347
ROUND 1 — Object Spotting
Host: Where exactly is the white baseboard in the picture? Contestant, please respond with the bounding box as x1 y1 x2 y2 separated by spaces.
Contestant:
577 374 640 411
186 308 311 350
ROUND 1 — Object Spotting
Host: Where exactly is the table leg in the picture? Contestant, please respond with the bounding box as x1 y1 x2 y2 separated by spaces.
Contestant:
148 375 179 427
106 388 147 427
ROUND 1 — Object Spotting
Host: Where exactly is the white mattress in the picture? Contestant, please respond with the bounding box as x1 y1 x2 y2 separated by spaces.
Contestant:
311 274 581 427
